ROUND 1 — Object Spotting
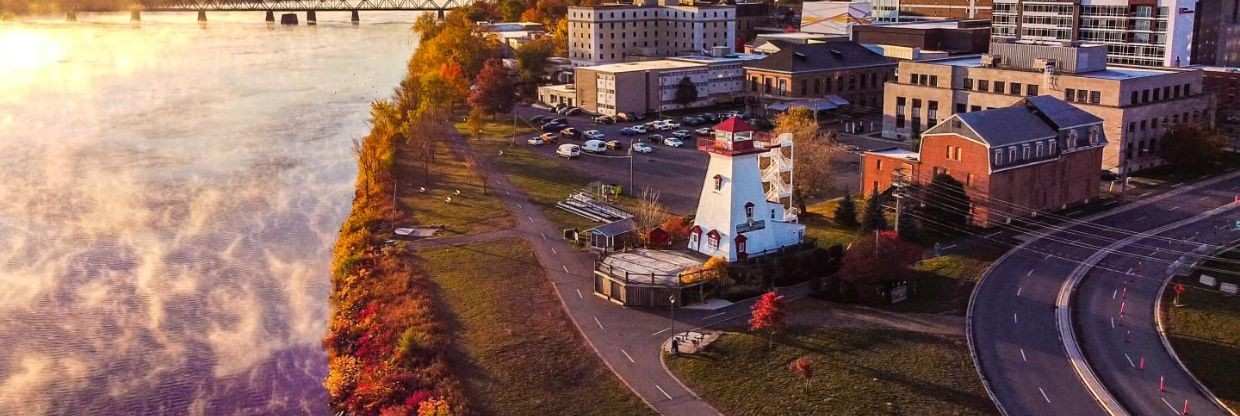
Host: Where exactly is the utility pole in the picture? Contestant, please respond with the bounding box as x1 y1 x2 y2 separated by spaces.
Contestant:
628 144 636 196
891 169 909 234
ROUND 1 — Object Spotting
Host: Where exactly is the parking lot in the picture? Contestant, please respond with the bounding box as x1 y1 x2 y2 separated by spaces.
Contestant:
511 104 903 214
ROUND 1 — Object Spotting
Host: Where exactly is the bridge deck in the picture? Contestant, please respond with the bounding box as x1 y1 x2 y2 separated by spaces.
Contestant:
139 0 472 11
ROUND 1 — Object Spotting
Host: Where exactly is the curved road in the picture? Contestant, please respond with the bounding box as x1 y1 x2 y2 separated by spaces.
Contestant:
971 172 1240 416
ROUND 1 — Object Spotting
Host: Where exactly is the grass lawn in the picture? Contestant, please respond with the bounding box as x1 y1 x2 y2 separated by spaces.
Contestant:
891 253 998 315
456 118 631 231
801 197 862 249
665 326 995 416
418 238 653 416
1164 244 1240 411
395 139 513 236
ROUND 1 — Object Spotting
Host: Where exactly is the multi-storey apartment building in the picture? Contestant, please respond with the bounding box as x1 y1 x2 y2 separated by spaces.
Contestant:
990 0 1195 67
882 41 1214 173
744 40 897 109
863 96 1106 226
567 0 736 66
1192 0 1240 66
574 51 766 115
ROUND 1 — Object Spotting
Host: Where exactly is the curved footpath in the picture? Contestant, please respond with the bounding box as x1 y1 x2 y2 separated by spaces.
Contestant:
971 171 1240 416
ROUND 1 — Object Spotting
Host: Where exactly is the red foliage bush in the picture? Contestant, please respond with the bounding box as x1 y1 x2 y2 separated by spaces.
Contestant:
837 231 923 284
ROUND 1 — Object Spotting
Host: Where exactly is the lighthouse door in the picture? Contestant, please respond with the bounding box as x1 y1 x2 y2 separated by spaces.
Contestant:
735 234 748 260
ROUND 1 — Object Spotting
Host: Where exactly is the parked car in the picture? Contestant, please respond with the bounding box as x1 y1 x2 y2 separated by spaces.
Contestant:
550 117 567 125
563 107 582 116
583 129 606 140
527 136 545 145
663 137 685 147
630 125 648 134
695 127 712 136
540 132 558 143
631 142 654 153
582 139 607 153
553 104 568 113
648 134 665 143
560 127 578 138
682 116 703 126
620 127 638 136
699 112 718 122
541 122 565 132
606 139 623 150
616 112 644 122
594 115 615 124
672 130 692 139
556 143 581 158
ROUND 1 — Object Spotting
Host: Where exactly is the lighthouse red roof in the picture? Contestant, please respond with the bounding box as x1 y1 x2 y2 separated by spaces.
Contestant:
713 117 754 133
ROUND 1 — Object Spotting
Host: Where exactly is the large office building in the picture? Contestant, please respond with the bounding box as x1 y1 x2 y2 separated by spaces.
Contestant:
573 51 766 116
882 41 1214 173
1191 0 1240 66
871 0 993 22
990 0 1195 67
567 0 736 66
852 20 992 55
744 40 897 109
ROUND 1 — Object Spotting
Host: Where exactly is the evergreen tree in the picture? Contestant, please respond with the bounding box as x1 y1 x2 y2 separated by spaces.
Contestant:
833 191 859 228
673 77 699 107
922 174 969 238
897 205 921 243
861 194 887 232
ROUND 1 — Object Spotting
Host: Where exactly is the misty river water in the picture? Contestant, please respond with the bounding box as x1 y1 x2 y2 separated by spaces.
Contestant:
0 12 421 414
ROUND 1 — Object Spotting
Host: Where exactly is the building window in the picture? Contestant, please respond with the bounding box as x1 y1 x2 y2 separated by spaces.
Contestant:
1022 144 1030 159
955 147 962 161
896 96 906 115
1010 83 1021 95
966 173 973 186
993 149 1002 165
946 146 953 160
1009 147 1016 162
1049 139 1056 154
706 230 720 251
956 103 967 114
978 80 989 91
930 75 938 87
876 159 884 170
964 78 973 90
1131 91 1139 105
1066 88 1076 102
744 202 755 220
1027 84 1039 96
993 81 1005 94
1090 91 1101 104
1036 142 1044 157
713 174 723 191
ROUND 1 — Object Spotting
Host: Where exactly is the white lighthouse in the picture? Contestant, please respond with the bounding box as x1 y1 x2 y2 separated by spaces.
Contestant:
688 118 805 262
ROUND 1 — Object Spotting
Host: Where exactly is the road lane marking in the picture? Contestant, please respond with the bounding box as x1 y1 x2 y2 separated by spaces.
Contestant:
620 349 635 363
1013 313 1019 324
1038 387 1052 403
651 327 670 336
655 384 673 400
1017 287 1023 297
576 289 583 299
541 232 547 240
527 216 534 223
1026 270 1034 277
1161 397 1178 413
1127 267 1134 275
593 316 606 330
1112 289 1118 300
1134 215 1147 222
562 265 570 273
1124 353 1135 368
1110 316 1116 329
516 203 522 208
551 247 557 255
1020 348 1028 362
1169 206 1179 211
704 312 726 320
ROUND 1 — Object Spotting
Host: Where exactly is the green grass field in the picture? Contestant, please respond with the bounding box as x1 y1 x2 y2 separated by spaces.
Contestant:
665 326 995 416
419 238 653 416
801 197 862 249
1166 248 1240 412
396 140 512 236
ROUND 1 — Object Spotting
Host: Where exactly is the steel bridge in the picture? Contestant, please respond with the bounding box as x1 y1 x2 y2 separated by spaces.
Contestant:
62 0 474 23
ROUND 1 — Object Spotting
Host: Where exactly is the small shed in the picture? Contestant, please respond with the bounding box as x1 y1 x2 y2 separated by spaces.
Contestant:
587 218 638 253
647 227 672 248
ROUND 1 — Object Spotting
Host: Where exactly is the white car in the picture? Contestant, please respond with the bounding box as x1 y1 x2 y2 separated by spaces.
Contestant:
695 127 712 136
582 139 608 153
631 142 654 153
556 143 581 158
662 120 681 129
663 137 684 147
584 129 605 140
527 136 545 145
630 125 648 134
672 130 692 139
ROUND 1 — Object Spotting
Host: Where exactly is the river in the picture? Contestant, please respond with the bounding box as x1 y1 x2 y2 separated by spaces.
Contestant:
0 12 421 414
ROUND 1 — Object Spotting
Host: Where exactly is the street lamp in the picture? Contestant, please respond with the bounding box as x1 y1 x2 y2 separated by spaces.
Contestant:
668 294 677 340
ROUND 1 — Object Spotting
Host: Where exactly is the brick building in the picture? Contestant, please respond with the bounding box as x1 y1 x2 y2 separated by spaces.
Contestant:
744 40 896 109
851 20 991 55
862 96 1106 227
882 41 1214 173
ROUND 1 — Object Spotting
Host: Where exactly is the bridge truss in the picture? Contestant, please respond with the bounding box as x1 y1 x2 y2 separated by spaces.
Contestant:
138 0 475 11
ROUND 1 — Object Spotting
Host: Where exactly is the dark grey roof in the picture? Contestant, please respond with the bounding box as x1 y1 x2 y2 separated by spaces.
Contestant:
588 218 636 237
953 108 1058 147
1024 95 1103 128
744 41 893 73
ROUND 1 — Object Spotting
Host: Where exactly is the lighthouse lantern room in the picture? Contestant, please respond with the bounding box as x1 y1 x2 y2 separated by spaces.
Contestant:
688 118 805 262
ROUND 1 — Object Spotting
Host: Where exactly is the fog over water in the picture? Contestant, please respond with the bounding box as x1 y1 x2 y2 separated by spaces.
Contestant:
0 12 420 414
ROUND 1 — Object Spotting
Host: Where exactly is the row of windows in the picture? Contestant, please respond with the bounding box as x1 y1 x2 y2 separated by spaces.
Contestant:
570 9 732 20
907 72 938 87
749 72 888 96
962 78 1040 97
1064 88 1102 105
1129 83 1193 106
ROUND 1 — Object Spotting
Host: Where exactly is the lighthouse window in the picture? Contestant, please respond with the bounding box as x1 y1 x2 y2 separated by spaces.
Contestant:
744 202 755 220
713 174 724 191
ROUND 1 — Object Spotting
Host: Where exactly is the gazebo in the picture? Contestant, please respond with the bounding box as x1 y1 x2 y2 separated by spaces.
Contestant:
586 218 638 253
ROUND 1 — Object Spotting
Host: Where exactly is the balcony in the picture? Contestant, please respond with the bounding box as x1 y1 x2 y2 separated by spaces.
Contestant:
697 136 770 156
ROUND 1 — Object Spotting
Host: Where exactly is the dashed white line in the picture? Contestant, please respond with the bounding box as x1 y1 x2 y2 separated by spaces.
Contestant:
516 203 522 208
562 265 570 273
1124 353 1136 368
1112 289 1118 300
551 247 558 255
654 384 673 400
1016 287 1023 297
1110 316 1116 329
527 216 534 223
1127 267 1134 275
651 327 670 336
1169 206 1180 212
593 316 606 331
1020 348 1028 362
1026 269 1034 277
541 232 547 240
1038 387 1052 403
1161 397 1178 413
703 312 726 320
1013 313 1019 324
576 289 583 299
620 349 636 363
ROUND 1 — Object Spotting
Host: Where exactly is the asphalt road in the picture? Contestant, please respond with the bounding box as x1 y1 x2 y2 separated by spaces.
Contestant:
971 172 1240 416
514 105 874 213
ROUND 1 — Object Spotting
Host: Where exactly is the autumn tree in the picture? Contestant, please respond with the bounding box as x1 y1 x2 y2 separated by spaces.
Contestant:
465 107 487 140
788 356 814 393
469 59 516 116
438 61 470 111
500 0 526 21
636 187 670 234
833 191 858 228
674 77 699 107
749 291 786 350
515 37 555 90
1160 126 1227 174
774 107 838 211
838 230 922 284
860 194 887 232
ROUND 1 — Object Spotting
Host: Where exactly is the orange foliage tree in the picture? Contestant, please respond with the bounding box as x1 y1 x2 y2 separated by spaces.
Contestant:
749 291 786 350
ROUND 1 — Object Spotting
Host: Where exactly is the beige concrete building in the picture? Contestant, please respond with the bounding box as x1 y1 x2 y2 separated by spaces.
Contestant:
574 52 766 116
882 41 1214 173
567 0 737 66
